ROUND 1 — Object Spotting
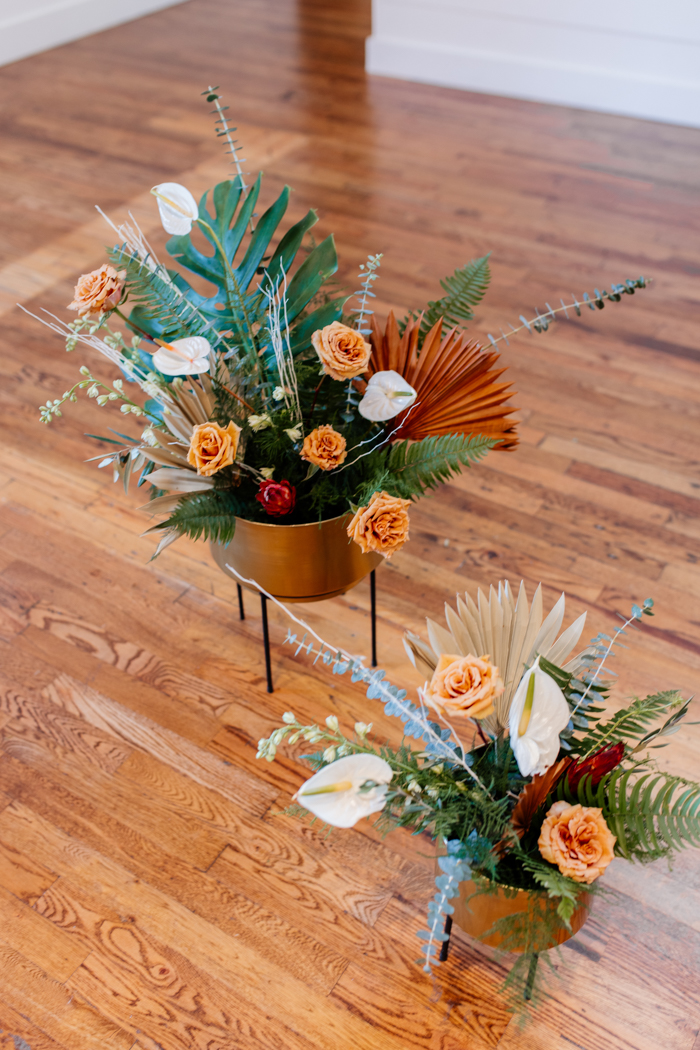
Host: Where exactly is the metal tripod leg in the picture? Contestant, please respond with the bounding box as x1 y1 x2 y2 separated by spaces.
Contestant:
370 569 377 667
439 914 453 961
236 583 245 620
260 592 273 693
247 570 378 693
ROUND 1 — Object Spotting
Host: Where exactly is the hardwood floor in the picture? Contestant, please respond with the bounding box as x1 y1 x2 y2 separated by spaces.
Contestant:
0 1 699 1046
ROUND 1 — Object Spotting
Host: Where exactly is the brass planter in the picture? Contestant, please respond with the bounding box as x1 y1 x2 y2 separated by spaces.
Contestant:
210 513 383 603
449 876 590 952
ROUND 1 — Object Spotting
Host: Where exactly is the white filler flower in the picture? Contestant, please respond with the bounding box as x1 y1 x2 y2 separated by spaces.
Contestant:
508 658 571 777
358 370 417 421
296 753 393 828
152 182 199 235
152 336 211 376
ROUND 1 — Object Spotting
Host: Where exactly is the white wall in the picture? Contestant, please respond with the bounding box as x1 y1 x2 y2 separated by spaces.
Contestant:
366 0 700 127
0 0 188 67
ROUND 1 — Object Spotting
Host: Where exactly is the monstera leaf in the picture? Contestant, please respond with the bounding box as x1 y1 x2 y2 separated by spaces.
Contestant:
161 175 344 353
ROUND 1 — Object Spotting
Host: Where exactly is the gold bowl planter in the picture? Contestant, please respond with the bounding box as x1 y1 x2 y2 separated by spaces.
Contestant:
449 876 590 952
210 513 383 603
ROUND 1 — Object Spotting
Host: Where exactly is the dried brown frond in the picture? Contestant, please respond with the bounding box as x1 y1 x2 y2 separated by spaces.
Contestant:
511 758 572 839
363 312 518 448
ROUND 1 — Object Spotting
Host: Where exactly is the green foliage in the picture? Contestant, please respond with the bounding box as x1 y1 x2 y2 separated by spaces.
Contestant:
106 247 212 344
518 853 582 927
165 176 344 356
401 255 491 338
158 489 247 545
574 691 685 758
385 432 495 497
352 432 496 508
561 765 700 861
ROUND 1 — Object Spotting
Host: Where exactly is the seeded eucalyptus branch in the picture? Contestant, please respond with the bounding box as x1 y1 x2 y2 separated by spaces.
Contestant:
486 276 650 348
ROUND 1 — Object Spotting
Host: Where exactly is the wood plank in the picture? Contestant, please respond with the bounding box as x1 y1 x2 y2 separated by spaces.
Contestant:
0 677 131 776
0 883 88 982
41 673 276 815
0 832 58 905
0 804 412 1050
40 882 318 1050
0 798 349 998
0 628 221 747
28 601 234 718
0 732 231 872
0 938 132 1050
0 994 73 1050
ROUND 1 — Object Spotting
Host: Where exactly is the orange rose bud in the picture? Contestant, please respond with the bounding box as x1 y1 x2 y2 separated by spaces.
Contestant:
68 264 126 317
301 425 347 471
311 321 371 381
187 420 241 477
425 653 503 721
538 801 616 884
347 490 410 559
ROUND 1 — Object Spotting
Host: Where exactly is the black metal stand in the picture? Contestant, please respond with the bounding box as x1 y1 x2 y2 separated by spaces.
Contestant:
260 593 274 694
439 914 453 962
370 568 377 668
235 570 379 693
524 952 539 1001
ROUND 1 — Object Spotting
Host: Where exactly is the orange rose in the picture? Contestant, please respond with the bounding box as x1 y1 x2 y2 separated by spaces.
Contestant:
187 420 242 476
538 801 616 884
301 425 347 471
425 653 503 720
312 321 371 381
68 264 126 317
347 491 411 559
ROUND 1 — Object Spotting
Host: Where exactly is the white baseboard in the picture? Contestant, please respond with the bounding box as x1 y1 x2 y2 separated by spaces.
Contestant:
0 0 188 67
366 34 700 128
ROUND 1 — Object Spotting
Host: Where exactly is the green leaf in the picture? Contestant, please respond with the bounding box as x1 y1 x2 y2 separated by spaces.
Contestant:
106 248 213 344
159 489 247 545
285 234 339 321
401 255 491 338
564 765 700 860
574 691 685 757
386 433 495 498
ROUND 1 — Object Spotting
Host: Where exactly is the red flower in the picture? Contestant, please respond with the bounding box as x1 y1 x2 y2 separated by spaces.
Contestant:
256 479 296 517
567 742 625 792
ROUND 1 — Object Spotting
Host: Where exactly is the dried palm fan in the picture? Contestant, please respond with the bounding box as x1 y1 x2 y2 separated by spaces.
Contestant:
404 580 587 732
363 312 518 448
137 374 217 554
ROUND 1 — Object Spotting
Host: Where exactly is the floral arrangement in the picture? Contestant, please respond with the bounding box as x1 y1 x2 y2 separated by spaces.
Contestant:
30 88 648 561
257 580 699 1000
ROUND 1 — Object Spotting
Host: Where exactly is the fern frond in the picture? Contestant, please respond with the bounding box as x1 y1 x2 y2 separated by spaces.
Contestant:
386 433 495 497
575 691 685 757
107 246 214 343
157 490 246 545
560 765 700 859
401 255 491 338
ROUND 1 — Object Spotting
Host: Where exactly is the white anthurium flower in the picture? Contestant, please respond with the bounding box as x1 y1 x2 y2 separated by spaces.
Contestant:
295 753 393 828
358 370 417 422
508 658 571 777
151 337 211 376
152 182 199 235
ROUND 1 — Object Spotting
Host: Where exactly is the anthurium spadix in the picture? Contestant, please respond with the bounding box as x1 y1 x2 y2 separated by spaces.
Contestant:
152 336 211 376
296 754 393 828
508 658 571 777
358 370 418 422
152 182 199 235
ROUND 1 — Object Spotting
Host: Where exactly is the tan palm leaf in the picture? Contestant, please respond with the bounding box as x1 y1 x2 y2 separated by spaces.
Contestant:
404 580 587 731
363 312 518 448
